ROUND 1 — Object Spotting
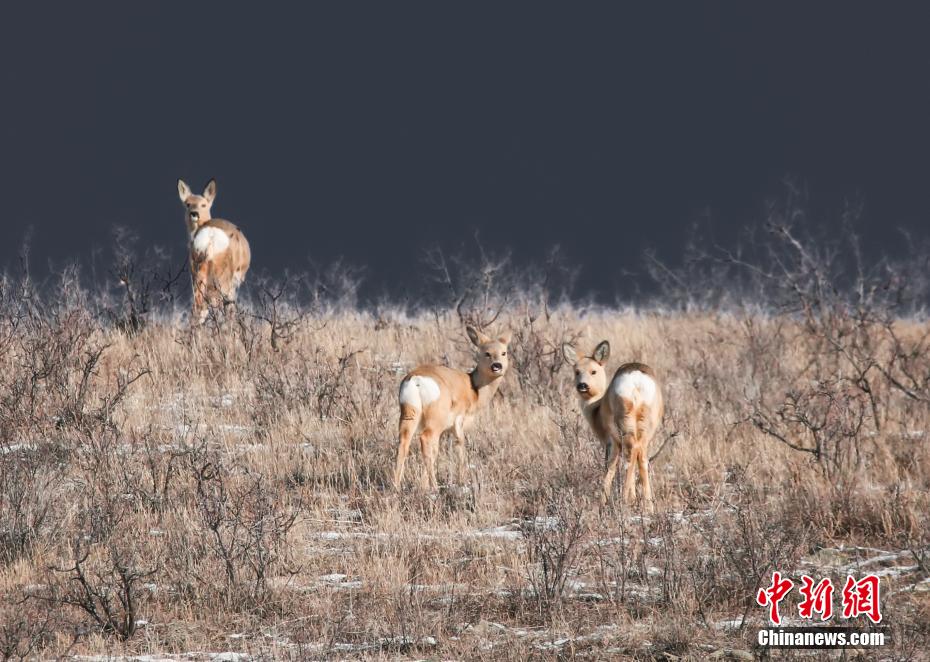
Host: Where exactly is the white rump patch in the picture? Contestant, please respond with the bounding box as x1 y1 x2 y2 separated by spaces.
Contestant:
612 370 657 405
399 375 441 408
191 226 230 258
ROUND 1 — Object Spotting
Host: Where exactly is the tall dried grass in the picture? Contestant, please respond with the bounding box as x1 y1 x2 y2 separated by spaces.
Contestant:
0 209 927 659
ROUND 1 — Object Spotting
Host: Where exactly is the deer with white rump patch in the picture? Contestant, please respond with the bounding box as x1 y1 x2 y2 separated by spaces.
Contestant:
393 325 512 490
178 178 251 324
563 341 664 510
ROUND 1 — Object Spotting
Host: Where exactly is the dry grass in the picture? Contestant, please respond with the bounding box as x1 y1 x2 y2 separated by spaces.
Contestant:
0 284 927 660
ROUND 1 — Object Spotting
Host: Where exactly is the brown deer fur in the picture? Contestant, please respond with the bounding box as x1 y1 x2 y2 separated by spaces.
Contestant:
178 178 251 324
394 325 512 490
563 341 664 509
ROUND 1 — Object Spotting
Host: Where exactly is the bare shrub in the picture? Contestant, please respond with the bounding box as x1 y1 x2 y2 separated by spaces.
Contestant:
102 227 185 334
0 218 925 658
521 488 587 622
650 186 930 491
191 454 301 603
240 271 327 354
750 379 869 478
0 597 62 660
423 239 578 326
684 466 811 627
0 275 149 441
124 429 192 516
0 446 64 563
43 541 156 642
508 315 582 407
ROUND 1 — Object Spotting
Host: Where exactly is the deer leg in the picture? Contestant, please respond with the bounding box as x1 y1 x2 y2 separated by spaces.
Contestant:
219 272 240 320
419 427 441 491
191 260 210 325
453 416 468 485
619 400 640 506
394 409 419 489
604 439 611 471
622 444 639 504
637 445 653 513
206 266 224 312
601 432 623 506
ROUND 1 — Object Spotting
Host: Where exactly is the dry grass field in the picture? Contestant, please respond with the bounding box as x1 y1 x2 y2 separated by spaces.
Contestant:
0 225 929 660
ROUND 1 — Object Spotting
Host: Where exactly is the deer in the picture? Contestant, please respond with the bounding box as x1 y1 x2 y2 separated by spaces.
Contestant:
177 178 251 325
393 325 512 491
562 341 664 511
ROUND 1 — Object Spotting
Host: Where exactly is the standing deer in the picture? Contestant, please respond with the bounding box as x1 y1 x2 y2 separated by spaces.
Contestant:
394 325 512 490
563 341 664 510
177 178 251 324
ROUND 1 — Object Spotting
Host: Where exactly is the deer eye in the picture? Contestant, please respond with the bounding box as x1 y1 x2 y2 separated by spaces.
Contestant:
592 370 597 375
485 352 491 358
501 351 507 356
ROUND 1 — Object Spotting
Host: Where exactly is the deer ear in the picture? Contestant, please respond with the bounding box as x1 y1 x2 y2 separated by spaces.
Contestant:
562 344 578 364
497 330 512 345
202 178 217 203
466 325 489 347
177 179 192 203
592 340 610 364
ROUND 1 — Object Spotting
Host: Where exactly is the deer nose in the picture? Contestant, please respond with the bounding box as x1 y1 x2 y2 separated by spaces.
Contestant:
189 211 200 221
491 362 503 372
576 382 589 393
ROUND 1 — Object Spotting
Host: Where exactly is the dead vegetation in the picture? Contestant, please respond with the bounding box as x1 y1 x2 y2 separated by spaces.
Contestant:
0 202 928 659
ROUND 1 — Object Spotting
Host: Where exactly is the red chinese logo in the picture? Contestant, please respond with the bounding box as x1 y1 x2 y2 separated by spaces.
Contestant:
798 575 834 621
757 572 794 625
842 575 882 624
757 573 882 625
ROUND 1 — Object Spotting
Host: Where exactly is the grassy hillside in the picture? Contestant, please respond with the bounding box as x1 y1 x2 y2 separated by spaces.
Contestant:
0 281 927 658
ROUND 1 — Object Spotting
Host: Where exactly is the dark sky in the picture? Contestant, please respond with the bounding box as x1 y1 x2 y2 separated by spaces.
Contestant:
2 3 930 302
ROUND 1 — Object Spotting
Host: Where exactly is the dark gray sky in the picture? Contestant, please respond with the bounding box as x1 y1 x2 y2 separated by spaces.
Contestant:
2 3 929 301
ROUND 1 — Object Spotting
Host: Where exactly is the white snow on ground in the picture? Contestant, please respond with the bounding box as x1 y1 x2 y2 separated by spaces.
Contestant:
798 546 922 580
314 515 579 544
317 573 348 583
887 576 930 598
0 442 38 454
867 563 920 578
170 423 254 437
75 657 251 662
713 618 746 631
